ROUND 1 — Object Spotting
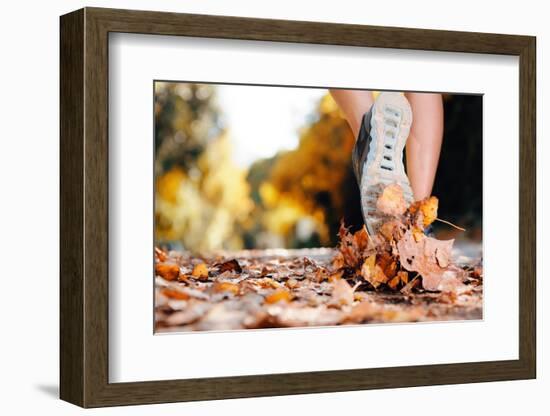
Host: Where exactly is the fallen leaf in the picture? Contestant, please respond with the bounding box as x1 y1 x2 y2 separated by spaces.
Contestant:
154 246 168 262
329 279 355 306
354 226 371 252
265 289 293 304
155 263 180 281
191 263 209 280
215 259 242 274
398 270 409 284
161 288 190 300
409 196 439 228
419 196 439 227
397 229 454 291
360 254 376 279
379 220 401 242
212 281 240 295
377 252 397 279
387 275 401 290
376 183 408 216
332 252 345 269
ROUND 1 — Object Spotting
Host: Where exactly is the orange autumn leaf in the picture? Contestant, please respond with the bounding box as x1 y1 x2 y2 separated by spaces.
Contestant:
361 255 388 288
371 265 390 287
354 225 371 251
419 196 438 227
161 288 190 300
388 275 401 290
398 270 409 284
377 252 397 279
191 263 209 280
155 263 180 281
379 221 398 241
212 281 240 295
265 289 292 304
360 254 376 279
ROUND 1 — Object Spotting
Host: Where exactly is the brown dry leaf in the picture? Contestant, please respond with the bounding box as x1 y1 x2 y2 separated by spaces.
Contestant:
215 259 242 274
435 246 450 268
397 229 454 291
398 270 409 284
191 263 209 280
332 252 345 269
155 263 180 281
379 220 401 242
154 246 167 262
212 281 240 295
371 265 390 287
329 279 355 306
361 255 388 288
313 267 329 282
377 252 398 279
354 226 371 252
376 183 407 216
387 275 400 290
337 223 366 269
360 254 376 276
472 265 483 280
265 289 293 304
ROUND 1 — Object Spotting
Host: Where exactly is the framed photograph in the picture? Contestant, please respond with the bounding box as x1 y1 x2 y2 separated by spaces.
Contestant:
60 7 536 408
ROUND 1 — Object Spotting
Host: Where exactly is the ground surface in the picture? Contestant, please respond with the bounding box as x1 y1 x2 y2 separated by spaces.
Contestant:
155 244 482 332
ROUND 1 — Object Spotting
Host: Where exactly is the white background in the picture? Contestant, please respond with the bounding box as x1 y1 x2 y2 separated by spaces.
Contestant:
0 0 546 414
110 34 519 382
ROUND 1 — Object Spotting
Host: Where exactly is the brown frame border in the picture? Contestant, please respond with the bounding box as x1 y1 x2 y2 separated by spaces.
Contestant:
60 7 536 408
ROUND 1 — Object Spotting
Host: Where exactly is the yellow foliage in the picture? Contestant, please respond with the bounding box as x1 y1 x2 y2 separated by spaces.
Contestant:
265 94 355 244
157 168 186 203
155 132 253 251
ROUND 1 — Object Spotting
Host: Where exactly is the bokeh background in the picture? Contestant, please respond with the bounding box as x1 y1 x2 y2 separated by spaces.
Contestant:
154 82 482 252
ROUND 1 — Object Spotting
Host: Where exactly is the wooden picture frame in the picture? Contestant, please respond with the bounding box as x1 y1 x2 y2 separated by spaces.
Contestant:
60 7 536 408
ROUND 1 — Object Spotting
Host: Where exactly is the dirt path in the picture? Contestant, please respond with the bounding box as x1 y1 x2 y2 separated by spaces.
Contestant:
155 246 482 333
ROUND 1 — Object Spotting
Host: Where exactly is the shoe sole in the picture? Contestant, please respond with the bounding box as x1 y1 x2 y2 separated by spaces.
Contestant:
359 92 414 235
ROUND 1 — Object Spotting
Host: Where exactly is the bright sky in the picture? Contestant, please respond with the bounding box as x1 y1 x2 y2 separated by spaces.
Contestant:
215 85 327 168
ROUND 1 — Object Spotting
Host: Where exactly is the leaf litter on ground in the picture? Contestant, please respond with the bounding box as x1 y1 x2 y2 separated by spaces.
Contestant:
155 183 482 332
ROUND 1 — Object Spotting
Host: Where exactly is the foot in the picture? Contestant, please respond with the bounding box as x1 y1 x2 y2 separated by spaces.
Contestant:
352 92 414 235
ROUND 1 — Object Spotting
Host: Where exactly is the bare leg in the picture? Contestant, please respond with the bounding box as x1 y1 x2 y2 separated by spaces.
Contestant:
404 93 444 200
329 89 374 138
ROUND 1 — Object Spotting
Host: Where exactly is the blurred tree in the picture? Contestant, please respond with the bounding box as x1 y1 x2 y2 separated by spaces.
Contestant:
154 83 222 176
250 94 358 247
155 83 253 251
